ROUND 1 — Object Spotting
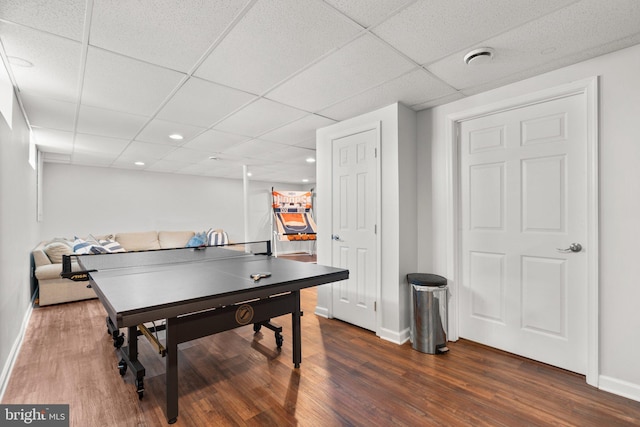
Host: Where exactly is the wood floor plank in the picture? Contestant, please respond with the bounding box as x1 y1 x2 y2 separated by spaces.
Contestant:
3 286 640 426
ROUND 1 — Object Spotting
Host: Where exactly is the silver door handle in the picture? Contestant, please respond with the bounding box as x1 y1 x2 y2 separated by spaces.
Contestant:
557 243 582 253
331 234 341 241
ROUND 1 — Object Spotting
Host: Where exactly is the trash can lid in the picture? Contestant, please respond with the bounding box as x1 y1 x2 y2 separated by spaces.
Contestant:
407 273 447 287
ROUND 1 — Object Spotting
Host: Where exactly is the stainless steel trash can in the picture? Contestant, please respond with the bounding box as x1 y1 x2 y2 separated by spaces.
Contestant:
407 273 448 354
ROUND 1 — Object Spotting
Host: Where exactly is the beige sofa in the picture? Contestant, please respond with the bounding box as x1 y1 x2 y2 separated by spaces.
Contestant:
33 230 202 306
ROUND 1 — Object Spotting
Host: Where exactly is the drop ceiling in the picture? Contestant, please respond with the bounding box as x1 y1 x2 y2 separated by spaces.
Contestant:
1 0 639 184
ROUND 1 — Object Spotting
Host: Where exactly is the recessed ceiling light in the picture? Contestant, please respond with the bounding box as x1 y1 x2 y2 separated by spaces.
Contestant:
302 179 309 183
134 161 145 166
463 47 494 65
247 172 252 177
169 133 183 140
306 157 316 163
208 155 219 160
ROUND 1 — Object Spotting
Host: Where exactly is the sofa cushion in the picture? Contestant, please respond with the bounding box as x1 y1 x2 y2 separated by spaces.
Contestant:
35 262 77 280
115 231 160 251
44 241 74 263
158 231 195 249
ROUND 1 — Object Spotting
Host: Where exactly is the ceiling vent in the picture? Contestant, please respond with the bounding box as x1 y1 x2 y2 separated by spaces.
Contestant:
464 47 494 65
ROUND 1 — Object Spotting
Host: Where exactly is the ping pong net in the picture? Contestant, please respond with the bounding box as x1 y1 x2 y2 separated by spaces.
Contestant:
60 240 272 281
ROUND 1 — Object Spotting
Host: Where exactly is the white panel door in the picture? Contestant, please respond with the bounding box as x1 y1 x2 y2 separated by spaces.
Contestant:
460 93 588 374
331 127 378 331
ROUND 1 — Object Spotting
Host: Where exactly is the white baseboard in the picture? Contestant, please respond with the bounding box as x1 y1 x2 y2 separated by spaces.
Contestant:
599 375 640 403
314 305 329 318
378 327 410 345
0 303 33 401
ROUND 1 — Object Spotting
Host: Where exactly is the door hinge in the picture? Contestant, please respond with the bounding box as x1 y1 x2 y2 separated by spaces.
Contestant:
374 224 377 234
374 147 377 158
374 301 377 312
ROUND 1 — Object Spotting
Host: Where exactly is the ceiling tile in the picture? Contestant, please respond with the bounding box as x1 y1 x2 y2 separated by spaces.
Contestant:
204 163 244 179
259 145 315 164
266 33 415 111
32 128 73 153
81 47 185 116
70 152 116 166
156 77 256 128
0 23 81 102
319 68 457 120
194 0 361 94
0 0 86 41
260 114 335 145
323 0 415 28
162 147 210 164
20 93 76 131
136 118 206 145
115 141 175 164
428 0 640 91
89 0 251 72
223 139 288 159
293 137 316 150
73 133 129 155
372 0 576 65
76 105 148 140
214 98 307 137
182 129 248 153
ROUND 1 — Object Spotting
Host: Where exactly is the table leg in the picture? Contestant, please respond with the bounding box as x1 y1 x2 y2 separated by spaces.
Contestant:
165 318 178 424
127 326 138 360
292 290 301 368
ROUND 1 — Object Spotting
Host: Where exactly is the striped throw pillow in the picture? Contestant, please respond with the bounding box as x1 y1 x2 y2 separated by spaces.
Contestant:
207 229 229 246
99 239 126 253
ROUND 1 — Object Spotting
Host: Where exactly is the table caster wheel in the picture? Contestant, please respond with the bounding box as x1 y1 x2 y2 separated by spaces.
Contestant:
275 333 283 348
253 323 262 333
117 359 127 376
114 334 124 349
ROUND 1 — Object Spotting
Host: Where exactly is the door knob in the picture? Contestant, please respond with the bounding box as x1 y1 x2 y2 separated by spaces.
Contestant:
557 243 582 253
331 234 340 241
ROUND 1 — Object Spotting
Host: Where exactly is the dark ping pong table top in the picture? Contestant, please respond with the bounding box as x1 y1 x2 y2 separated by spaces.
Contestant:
77 245 348 328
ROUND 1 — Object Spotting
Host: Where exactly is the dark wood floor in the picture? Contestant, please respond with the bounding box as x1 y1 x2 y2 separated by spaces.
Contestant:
4 286 640 426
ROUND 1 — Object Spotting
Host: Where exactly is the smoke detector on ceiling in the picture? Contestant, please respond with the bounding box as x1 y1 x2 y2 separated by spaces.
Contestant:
464 47 494 65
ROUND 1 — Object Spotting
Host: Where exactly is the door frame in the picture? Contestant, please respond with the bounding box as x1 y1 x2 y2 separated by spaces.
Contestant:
444 77 599 385
326 121 382 334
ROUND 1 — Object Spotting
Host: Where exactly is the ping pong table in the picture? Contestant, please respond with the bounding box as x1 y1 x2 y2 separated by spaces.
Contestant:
61 241 348 424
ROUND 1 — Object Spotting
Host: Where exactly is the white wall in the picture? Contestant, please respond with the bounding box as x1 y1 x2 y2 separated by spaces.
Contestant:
418 43 640 401
41 163 306 248
0 90 39 397
316 103 417 343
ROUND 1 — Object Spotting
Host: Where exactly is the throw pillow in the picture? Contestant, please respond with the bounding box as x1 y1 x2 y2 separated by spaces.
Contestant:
90 245 108 254
73 237 95 255
44 241 74 263
207 229 229 246
99 239 126 253
186 232 207 248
